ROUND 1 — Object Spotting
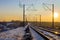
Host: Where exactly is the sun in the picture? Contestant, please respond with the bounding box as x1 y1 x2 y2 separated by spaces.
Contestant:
54 12 58 18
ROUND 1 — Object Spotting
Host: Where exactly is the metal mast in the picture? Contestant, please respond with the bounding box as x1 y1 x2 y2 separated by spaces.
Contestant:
52 4 54 28
23 4 25 26
43 3 54 28
40 15 41 26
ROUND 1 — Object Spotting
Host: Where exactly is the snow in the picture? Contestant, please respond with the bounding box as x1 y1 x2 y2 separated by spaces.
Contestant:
0 27 25 40
30 28 45 40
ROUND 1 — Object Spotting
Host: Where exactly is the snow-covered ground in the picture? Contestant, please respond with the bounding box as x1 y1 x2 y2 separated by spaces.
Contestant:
0 27 25 40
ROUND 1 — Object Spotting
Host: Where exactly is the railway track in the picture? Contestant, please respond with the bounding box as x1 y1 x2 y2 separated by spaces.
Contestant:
23 23 48 40
30 25 60 40
23 23 49 40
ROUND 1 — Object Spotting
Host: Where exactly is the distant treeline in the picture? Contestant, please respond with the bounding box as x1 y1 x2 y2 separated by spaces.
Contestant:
0 21 60 28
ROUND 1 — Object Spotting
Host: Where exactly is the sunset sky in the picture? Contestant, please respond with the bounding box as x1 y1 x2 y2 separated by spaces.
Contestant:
0 0 60 22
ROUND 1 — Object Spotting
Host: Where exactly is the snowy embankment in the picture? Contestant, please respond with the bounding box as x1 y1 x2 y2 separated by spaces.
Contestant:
0 27 25 40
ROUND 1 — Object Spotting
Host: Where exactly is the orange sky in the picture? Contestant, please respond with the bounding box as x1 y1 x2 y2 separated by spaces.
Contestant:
0 0 60 22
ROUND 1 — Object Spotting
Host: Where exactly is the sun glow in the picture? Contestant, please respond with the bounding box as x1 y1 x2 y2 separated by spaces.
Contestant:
54 12 58 18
